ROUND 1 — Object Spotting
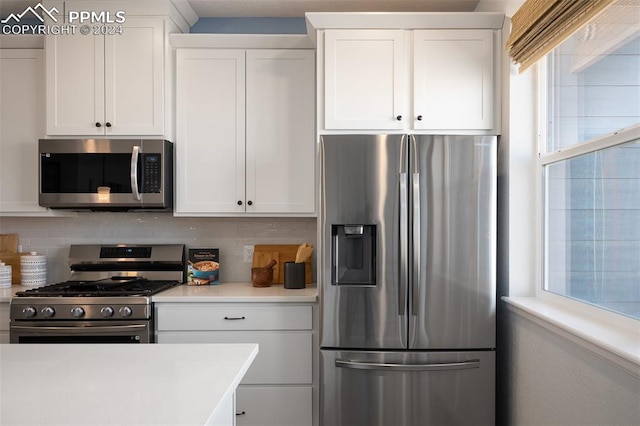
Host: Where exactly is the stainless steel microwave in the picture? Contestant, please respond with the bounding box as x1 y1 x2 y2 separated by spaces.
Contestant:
38 139 173 210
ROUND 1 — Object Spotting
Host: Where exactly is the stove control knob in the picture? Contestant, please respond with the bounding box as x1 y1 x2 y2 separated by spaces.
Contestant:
119 306 133 317
22 306 37 318
100 306 114 318
71 307 85 318
41 306 55 318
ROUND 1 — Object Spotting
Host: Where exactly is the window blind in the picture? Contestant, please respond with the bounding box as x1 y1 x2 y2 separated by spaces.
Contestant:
506 0 616 71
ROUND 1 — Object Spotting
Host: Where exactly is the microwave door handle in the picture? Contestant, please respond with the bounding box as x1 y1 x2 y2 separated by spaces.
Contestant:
130 145 141 201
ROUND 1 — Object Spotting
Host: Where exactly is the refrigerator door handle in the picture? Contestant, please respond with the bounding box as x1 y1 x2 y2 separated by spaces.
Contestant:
409 135 421 319
399 172 409 316
398 172 409 315
335 358 480 372
411 171 420 315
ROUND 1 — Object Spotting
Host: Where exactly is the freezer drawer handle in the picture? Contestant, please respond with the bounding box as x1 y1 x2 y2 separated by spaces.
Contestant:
335 358 480 372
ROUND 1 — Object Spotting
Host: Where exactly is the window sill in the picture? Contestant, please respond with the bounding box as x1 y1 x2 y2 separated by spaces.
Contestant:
503 296 640 378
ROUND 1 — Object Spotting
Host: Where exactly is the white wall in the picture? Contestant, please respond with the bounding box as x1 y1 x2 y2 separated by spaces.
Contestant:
475 1 640 425
506 308 640 425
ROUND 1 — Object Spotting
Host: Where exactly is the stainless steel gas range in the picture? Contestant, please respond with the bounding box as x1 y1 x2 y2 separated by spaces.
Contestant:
10 244 186 344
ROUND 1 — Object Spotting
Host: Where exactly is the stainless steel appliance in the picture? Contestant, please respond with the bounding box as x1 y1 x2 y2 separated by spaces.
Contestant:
10 244 186 344
38 139 173 210
320 134 497 426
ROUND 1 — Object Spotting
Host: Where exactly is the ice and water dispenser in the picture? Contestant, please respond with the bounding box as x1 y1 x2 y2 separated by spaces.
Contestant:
331 225 376 286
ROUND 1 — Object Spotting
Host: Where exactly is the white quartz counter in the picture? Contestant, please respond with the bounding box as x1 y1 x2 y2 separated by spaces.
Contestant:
152 282 318 303
0 343 258 425
0 286 26 303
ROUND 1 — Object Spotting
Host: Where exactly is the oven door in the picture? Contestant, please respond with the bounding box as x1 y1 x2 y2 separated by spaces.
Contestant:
10 320 152 344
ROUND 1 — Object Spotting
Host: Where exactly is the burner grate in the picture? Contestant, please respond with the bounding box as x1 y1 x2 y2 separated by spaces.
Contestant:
15 278 180 298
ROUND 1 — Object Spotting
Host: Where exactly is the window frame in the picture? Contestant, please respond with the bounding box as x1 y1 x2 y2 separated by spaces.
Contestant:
536 54 640 329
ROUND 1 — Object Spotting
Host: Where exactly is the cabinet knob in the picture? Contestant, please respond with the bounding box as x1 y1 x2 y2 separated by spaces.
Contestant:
237 200 243 206
105 122 112 128
417 115 423 121
247 200 253 206
396 115 402 121
95 122 102 128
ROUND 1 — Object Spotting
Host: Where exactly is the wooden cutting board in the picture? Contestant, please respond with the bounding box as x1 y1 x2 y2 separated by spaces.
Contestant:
0 234 19 253
0 235 21 284
253 244 312 285
0 252 26 285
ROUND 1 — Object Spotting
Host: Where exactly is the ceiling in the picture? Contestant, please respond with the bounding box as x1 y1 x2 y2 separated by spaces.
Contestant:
0 0 481 18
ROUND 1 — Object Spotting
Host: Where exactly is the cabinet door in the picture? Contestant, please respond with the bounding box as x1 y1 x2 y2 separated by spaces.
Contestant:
413 30 494 131
245 50 316 213
0 50 47 214
105 17 164 136
236 386 312 426
157 331 312 384
324 30 406 130
0 303 9 344
46 32 105 136
175 49 246 214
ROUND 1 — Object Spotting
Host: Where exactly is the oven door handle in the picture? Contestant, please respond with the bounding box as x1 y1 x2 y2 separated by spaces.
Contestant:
11 324 147 333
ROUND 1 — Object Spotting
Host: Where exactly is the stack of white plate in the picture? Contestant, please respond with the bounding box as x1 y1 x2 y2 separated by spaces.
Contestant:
0 262 11 289
20 252 47 288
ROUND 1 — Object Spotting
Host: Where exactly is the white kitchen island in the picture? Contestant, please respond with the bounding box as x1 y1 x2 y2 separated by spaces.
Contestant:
0 343 258 426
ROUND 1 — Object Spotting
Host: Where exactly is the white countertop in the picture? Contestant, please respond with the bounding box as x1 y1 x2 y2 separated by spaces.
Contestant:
1 283 318 304
0 286 25 303
152 282 318 303
0 343 258 425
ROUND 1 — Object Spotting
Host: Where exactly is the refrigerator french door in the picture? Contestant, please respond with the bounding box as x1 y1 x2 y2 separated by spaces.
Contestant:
320 134 497 426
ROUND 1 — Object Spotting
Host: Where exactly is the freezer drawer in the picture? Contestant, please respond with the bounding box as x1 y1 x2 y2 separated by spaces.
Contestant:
321 349 495 426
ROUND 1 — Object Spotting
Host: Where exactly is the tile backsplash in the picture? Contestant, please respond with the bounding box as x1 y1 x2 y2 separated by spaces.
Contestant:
0 214 317 284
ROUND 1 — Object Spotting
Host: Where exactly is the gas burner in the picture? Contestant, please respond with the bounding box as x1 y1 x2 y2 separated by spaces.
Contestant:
16 278 181 298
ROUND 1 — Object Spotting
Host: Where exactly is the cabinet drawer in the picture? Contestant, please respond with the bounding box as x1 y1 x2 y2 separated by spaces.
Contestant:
236 386 312 426
156 304 312 331
157 331 312 384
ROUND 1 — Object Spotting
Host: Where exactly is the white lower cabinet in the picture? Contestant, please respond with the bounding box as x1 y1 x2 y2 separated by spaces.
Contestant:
0 303 9 344
155 303 315 426
236 386 312 426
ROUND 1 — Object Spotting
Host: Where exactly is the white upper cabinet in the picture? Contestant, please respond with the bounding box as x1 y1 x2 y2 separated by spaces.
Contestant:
175 49 246 214
245 50 316 214
46 17 165 136
0 49 46 214
324 30 406 130
310 12 504 134
413 30 494 131
175 46 316 216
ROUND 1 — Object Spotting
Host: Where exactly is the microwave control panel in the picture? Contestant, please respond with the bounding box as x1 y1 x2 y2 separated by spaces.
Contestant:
142 154 162 193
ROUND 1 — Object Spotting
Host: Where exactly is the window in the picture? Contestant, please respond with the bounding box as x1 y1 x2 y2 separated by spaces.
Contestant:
541 13 640 319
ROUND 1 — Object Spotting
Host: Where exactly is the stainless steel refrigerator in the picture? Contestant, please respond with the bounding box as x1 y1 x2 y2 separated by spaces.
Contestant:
320 134 497 426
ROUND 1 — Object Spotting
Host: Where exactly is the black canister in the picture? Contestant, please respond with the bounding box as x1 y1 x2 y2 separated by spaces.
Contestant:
284 262 305 289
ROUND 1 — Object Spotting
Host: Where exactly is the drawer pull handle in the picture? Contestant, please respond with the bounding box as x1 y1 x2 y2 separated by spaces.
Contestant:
235 411 246 416
224 316 246 320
